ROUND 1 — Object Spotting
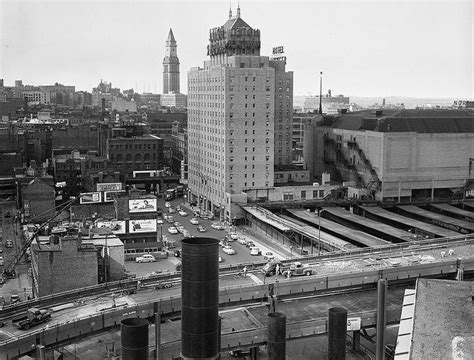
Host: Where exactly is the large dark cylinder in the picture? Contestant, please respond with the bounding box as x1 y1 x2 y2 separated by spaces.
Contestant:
121 318 149 360
328 307 347 360
181 237 219 360
267 312 286 360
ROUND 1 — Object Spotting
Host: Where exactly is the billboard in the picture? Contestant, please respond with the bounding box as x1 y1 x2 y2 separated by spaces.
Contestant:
96 183 123 192
129 219 157 233
96 220 126 234
104 190 127 202
80 192 102 204
129 198 157 213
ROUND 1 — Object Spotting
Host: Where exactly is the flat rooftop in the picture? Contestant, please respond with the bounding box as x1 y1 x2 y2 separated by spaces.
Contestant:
410 279 474 359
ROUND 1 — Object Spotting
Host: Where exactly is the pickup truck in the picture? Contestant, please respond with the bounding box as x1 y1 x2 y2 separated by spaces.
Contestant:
282 262 314 278
12 308 52 330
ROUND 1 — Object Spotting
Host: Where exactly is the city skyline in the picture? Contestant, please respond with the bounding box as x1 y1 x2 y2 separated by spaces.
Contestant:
1 0 472 98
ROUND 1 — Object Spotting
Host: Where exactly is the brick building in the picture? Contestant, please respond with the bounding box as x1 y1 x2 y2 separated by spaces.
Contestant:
22 177 55 222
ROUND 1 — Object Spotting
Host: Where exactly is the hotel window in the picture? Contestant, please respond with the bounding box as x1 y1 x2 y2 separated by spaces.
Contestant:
301 190 306 199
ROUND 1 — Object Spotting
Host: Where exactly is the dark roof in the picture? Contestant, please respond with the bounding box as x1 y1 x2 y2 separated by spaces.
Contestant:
330 109 474 133
223 16 252 31
167 28 176 43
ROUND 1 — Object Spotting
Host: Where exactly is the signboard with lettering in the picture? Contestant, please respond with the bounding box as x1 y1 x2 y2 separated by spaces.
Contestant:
129 219 157 233
80 192 102 204
96 220 126 234
96 183 123 192
128 199 157 213
104 190 127 202
347 317 361 331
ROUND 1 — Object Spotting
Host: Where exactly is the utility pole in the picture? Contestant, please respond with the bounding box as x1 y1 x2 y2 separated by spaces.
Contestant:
319 72 323 115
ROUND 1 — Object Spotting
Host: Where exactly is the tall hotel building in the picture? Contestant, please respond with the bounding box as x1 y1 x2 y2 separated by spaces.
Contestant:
188 7 293 221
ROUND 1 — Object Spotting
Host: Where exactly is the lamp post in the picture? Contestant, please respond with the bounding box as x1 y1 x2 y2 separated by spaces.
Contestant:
318 209 321 257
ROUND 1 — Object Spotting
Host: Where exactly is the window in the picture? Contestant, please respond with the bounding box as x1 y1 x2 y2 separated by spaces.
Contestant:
301 190 306 199
283 193 294 201
313 190 318 198
319 190 324 197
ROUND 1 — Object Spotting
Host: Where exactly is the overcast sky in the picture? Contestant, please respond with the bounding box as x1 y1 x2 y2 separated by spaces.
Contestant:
0 0 472 98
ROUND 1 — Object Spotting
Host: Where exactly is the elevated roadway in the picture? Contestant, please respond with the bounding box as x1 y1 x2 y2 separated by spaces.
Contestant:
2 238 474 359
287 209 389 247
357 205 460 238
396 205 474 233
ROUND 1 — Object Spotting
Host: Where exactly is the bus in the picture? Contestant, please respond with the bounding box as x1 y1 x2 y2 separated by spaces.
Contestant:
176 185 184 197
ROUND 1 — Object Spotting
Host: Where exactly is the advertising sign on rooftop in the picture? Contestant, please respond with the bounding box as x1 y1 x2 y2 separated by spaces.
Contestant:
129 219 157 233
129 198 157 213
104 190 127 202
80 192 102 204
96 183 123 192
96 220 126 234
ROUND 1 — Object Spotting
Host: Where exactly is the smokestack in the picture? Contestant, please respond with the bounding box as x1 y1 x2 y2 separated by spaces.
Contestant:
319 72 323 115
328 307 347 360
121 318 149 360
267 312 286 360
181 237 219 359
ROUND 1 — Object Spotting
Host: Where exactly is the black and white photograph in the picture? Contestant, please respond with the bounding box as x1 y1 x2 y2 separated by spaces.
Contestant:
0 0 472 359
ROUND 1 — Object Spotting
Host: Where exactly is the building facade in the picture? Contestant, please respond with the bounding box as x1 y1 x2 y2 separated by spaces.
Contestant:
188 7 283 221
163 29 180 94
304 109 474 201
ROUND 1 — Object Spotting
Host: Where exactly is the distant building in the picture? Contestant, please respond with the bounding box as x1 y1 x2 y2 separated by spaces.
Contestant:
21 177 56 222
160 93 187 109
111 96 137 112
304 90 350 114
304 109 474 201
163 28 180 94
107 134 164 176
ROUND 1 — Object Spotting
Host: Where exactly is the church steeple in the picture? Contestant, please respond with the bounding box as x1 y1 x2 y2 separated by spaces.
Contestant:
236 1 240 18
167 28 176 44
228 4 232 19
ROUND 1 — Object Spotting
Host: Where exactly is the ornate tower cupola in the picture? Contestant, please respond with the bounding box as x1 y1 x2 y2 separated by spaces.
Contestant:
163 28 180 94
207 6 261 63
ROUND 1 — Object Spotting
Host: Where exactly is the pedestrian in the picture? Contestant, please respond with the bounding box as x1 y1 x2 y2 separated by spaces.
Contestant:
242 266 247 278
276 263 280 276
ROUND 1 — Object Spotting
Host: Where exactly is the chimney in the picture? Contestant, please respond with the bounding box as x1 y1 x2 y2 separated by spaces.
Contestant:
121 318 149 359
181 237 219 359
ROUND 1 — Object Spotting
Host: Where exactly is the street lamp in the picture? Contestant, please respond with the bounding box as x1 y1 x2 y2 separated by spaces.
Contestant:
318 209 321 257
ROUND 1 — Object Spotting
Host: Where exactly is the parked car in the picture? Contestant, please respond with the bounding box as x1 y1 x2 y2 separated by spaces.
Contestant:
174 249 181 257
179 210 188 217
5 240 13 248
165 202 171 208
229 232 239 240
238 238 247 245
223 245 236 255
250 247 261 256
263 252 275 261
165 215 174 223
190 218 199 225
168 227 178 234
197 225 207 232
173 221 181 227
177 226 186 234
218 256 224 263
168 208 176 214
135 254 156 263
182 230 191 238
219 239 227 247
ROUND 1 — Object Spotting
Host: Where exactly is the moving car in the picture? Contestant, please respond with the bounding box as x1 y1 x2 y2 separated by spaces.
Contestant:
250 247 261 256
197 225 207 232
228 232 239 240
167 227 178 234
190 218 199 225
245 241 255 248
173 221 181 227
282 262 314 277
223 245 236 255
178 210 188 217
263 252 275 261
211 223 224 230
177 226 186 234
168 208 176 214
165 202 171 208
135 254 156 263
